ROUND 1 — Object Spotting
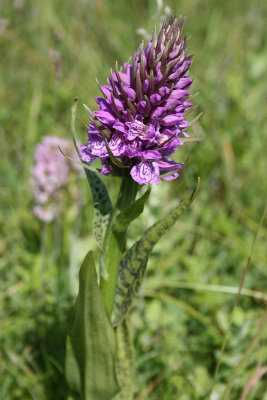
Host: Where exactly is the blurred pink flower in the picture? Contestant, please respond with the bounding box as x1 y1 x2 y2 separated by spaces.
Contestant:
32 136 80 222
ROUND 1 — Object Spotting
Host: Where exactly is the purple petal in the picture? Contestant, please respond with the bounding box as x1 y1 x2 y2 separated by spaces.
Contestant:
143 79 149 93
168 66 186 81
161 114 183 126
157 131 183 148
158 158 184 172
124 62 131 74
114 121 127 134
138 150 161 160
169 89 189 100
125 130 138 141
183 101 192 107
94 110 116 125
179 120 190 128
158 86 170 96
116 72 131 86
145 41 155 60
100 85 112 99
100 159 111 175
169 44 181 59
137 100 147 114
154 65 163 84
180 130 190 138
95 97 110 110
108 134 125 157
126 120 145 134
130 161 160 185
122 110 134 122
88 134 108 157
87 123 102 137
106 96 125 112
150 94 161 105
175 77 192 89
161 172 179 181
124 87 136 101
162 98 181 111
151 107 166 119
79 144 98 163
124 139 142 157
174 105 187 113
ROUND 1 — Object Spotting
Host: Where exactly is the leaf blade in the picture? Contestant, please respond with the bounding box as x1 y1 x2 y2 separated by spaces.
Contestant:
112 178 200 326
65 251 120 400
113 319 135 400
85 169 113 248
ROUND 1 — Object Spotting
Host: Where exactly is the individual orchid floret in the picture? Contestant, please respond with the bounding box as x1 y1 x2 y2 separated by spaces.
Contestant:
80 16 194 185
32 136 80 223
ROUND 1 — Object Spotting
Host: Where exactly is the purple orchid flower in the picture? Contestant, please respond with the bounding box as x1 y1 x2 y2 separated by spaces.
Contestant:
32 136 80 222
80 16 194 185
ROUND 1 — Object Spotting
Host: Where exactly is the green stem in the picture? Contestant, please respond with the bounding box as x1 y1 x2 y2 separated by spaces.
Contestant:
100 177 138 316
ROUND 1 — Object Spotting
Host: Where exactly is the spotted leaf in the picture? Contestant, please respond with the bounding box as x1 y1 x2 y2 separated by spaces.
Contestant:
85 169 113 248
112 178 200 326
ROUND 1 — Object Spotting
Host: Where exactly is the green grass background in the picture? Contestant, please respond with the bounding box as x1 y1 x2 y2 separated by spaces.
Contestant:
1 0 267 399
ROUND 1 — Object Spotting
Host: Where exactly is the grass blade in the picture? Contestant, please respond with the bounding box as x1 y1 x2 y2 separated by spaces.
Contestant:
208 206 266 399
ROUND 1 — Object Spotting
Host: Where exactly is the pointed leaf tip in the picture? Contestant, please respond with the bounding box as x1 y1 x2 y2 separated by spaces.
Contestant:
191 177 200 202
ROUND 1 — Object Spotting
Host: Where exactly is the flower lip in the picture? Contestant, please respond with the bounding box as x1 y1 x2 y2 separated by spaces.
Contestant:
126 120 146 134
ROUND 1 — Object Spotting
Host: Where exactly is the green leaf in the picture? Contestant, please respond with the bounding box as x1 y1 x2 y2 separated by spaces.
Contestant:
65 251 120 400
85 169 113 248
112 178 200 326
113 185 151 233
113 319 135 400
70 98 113 248
65 336 81 394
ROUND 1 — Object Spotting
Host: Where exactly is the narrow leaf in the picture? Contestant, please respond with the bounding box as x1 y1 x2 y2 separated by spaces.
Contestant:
113 185 151 233
65 251 120 400
113 319 135 400
112 178 200 326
